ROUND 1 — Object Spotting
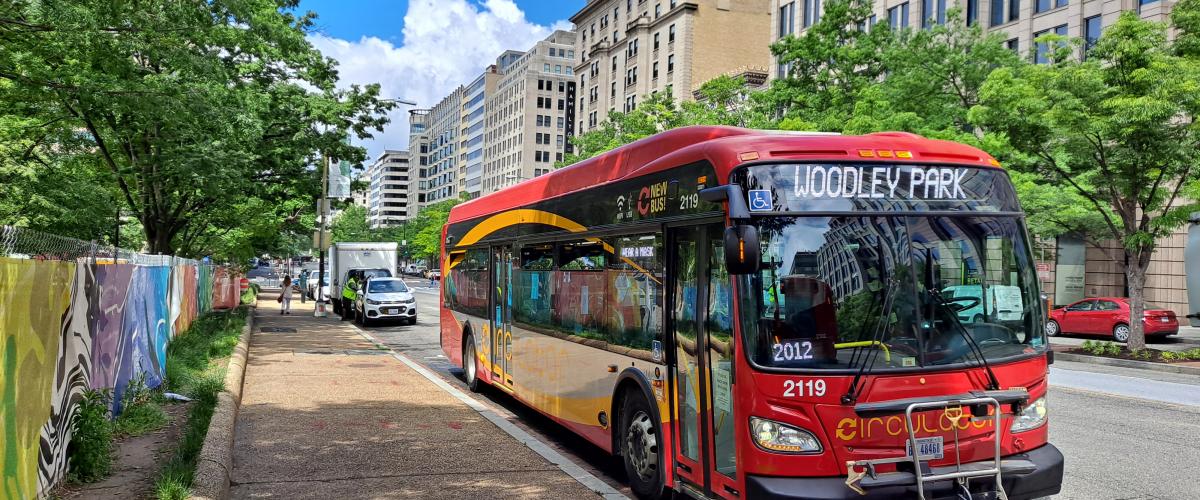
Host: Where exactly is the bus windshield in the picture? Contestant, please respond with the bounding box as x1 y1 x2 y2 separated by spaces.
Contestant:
739 214 1046 371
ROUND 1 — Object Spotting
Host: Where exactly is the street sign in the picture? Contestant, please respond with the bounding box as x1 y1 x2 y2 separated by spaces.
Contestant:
312 230 331 249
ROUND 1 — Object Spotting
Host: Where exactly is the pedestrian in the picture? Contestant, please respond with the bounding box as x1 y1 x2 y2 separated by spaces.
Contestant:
299 268 309 303
280 275 293 315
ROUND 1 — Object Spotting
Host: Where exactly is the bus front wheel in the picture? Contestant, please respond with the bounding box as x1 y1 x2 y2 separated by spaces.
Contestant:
621 392 664 499
463 332 481 392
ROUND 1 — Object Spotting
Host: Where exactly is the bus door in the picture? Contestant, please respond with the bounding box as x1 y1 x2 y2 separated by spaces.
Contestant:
490 245 514 389
668 223 739 497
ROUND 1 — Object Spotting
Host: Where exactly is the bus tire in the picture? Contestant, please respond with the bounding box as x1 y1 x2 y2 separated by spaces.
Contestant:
463 331 481 392
620 391 664 499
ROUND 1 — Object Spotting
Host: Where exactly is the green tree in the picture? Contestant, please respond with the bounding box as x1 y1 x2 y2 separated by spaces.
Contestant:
0 0 393 254
767 0 892 130
330 204 372 243
408 200 460 261
971 8 1200 349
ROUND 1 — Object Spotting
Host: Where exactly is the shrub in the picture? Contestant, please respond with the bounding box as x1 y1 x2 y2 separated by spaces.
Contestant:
1081 340 1096 353
68 389 113 483
1103 342 1122 356
113 374 169 437
1183 348 1200 360
1161 351 1179 361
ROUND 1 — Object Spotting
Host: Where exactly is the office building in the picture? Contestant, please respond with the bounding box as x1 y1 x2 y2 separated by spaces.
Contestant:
481 31 579 194
769 0 1177 78
572 0 774 132
418 86 465 206
365 150 412 228
461 68 501 199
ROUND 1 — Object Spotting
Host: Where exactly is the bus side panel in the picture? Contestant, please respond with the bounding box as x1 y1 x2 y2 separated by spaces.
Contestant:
508 322 671 454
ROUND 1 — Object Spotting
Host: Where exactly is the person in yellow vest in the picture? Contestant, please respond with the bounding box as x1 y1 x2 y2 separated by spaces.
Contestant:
340 275 359 320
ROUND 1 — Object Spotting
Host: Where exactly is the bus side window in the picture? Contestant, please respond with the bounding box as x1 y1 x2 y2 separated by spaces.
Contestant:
514 245 554 328
609 234 664 351
554 240 609 341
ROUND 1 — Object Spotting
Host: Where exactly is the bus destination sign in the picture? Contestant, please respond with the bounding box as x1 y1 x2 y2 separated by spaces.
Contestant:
739 163 1020 213
792 164 970 200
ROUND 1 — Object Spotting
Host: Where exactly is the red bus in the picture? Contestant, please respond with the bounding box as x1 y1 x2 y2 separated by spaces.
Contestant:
439 126 1063 500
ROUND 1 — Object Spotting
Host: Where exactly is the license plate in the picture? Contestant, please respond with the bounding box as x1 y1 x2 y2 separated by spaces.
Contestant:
1161 317 1170 323
384 308 399 315
906 436 944 460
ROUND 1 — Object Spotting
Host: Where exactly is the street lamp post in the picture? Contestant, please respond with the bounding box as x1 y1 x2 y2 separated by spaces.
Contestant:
315 154 330 317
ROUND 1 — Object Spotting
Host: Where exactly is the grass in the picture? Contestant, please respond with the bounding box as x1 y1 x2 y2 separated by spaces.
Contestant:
112 375 169 437
153 306 247 500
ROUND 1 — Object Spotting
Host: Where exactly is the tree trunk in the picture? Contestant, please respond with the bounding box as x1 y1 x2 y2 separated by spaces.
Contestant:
1124 257 1150 351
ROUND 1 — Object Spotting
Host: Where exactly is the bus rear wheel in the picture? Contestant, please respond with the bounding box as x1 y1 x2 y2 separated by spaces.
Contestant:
463 332 481 392
621 392 664 499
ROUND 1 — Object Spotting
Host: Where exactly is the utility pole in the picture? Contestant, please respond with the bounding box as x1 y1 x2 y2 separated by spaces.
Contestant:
315 154 330 317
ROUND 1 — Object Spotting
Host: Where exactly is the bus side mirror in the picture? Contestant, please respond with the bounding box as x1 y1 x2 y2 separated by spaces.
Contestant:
724 225 761 275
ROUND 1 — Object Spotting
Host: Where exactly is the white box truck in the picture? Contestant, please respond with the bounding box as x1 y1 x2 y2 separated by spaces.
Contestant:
327 242 398 318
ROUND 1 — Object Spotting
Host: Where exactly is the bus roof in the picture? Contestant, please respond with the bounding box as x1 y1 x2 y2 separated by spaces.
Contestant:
448 126 1000 224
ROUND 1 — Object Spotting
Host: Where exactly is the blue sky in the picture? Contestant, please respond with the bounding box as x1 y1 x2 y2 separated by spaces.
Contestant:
298 0 585 162
298 0 583 46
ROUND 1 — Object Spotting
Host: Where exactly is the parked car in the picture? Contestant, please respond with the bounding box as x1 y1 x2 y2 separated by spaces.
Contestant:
307 274 329 300
1046 297 1178 342
354 277 417 326
426 269 441 280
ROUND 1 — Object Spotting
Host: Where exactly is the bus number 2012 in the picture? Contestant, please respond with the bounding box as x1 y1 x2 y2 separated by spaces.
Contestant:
783 379 826 398
772 340 813 362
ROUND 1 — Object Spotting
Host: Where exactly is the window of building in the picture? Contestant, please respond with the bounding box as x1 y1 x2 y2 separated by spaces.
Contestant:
557 117 565 129
779 1 796 37
555 65 562 73
1035 0 1067 13
1005 37 1019 52
653 61 659 79
612 56 618 71
544 63 550 72
667 54 675 73
922 0 946 27
669 24 676 43
1008 0 1020 21
654 32 661 51
1034 24 1068 64
655 3 662 17
888 2 910 29
1084 15 1102 55
611 81 617 98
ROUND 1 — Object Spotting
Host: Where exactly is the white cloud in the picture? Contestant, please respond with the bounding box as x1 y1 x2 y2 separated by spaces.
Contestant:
309 0 569 164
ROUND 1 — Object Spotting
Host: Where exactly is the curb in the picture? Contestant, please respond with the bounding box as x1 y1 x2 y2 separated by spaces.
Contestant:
189 305 255 500
1055 351 1200 376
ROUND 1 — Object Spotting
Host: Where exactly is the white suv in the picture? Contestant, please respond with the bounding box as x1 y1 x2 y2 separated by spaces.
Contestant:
354 277 417 326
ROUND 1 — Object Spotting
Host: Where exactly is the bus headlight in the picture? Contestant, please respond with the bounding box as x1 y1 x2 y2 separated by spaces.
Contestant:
1010 397 1047 433
750 417 822 453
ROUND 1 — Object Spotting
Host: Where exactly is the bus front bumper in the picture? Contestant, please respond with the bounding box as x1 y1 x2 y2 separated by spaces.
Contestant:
746 443 1063 500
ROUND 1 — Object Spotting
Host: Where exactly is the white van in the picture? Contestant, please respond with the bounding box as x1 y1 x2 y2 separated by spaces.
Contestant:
941 284 1024 323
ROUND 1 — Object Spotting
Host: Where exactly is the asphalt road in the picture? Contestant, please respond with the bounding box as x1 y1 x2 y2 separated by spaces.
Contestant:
357 278 1200 500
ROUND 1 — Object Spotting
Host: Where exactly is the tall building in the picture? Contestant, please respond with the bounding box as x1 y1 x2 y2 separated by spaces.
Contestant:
461 67 501 199
419 86 466 206
481 31 579 195
572 0 773 132
365 150 412 228
769 0 1177 77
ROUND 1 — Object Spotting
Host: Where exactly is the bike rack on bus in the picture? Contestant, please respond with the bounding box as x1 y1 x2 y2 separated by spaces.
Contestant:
845 389 1033 500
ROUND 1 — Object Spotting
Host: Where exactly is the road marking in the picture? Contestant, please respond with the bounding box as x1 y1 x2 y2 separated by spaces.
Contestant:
349 324 628 500
1050 366 1200 407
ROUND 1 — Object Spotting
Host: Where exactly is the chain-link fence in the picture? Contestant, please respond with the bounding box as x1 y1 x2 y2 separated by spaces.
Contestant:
0 225 207 267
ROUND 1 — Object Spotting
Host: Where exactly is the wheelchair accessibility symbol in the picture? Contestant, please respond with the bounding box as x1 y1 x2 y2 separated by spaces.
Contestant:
748 189 773 212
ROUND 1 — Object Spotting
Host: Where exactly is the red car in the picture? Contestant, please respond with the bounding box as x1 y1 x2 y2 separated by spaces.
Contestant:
1046 297 1179 342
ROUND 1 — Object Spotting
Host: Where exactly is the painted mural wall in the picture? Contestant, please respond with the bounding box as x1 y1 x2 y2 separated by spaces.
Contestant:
0 257 239 499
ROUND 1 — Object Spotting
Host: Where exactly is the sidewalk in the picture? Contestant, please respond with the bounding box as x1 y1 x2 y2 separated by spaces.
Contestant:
230 294 600 499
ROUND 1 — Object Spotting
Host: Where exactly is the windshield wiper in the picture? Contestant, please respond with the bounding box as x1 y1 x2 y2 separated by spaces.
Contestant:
842 278 897 405
929 288 1001 391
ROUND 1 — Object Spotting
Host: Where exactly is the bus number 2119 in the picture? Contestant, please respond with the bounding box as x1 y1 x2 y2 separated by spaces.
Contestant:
782 379 826 398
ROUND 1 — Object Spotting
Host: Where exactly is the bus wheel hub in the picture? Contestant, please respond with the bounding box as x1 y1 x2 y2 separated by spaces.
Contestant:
626 411 658 480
